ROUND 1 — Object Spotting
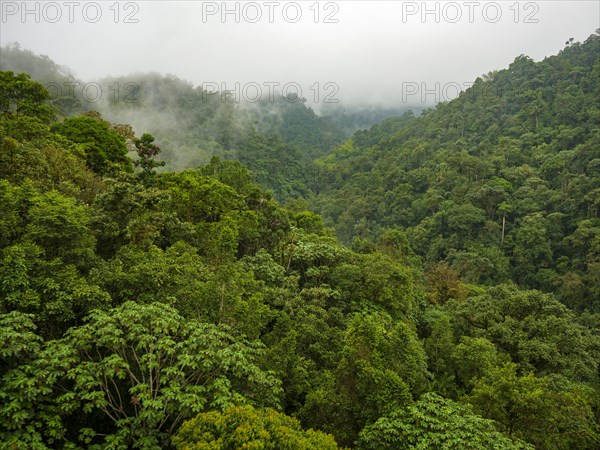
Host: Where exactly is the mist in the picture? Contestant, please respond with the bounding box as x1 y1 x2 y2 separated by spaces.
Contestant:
2 1 598 109
2 1 598 174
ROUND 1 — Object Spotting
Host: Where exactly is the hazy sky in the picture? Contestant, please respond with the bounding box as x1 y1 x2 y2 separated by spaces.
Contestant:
1 1 598 107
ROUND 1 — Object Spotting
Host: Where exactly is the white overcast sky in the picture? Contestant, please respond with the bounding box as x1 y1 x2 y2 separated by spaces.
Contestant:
1 1 599 107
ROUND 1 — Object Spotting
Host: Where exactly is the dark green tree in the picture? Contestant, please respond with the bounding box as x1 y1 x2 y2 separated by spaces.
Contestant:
133 133 165 177
51 115 132 175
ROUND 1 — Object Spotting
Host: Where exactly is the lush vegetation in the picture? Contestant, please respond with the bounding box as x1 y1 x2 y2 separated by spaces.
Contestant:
1 44 411 200
310 32 600 313
1 31 599 449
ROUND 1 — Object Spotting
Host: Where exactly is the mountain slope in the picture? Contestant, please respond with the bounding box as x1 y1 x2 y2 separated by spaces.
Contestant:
311 32 600 311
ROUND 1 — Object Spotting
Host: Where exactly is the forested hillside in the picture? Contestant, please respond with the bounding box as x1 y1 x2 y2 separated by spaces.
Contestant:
311 32 600 313
0 45 410 198
1 32 599 450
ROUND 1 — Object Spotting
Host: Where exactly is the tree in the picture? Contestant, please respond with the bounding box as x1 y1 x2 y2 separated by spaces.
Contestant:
426 263 467 305
451 336 507 390
173 405 341 449
447 284 600 382
423 314 456 394
51 115 133 175
91 178 177 256
331 252 422 321
356 392 533 450
467 363 600 449
158 171 243 224
133 133 165 178
510 213 553 288
0 71 53 121
0 311 41 377
0 242 110 338
23 189 96 267
0 302 281 449
301 313 428 446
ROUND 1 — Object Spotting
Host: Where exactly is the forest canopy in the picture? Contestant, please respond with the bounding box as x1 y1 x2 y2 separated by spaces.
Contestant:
0 31 599 449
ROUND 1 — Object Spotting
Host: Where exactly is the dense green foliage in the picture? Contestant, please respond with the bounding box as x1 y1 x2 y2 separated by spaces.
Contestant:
356 393 533 449
173 405 341 449
310 33 600 314
1 46 411 199
1 32 599 449
51 115 133 175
